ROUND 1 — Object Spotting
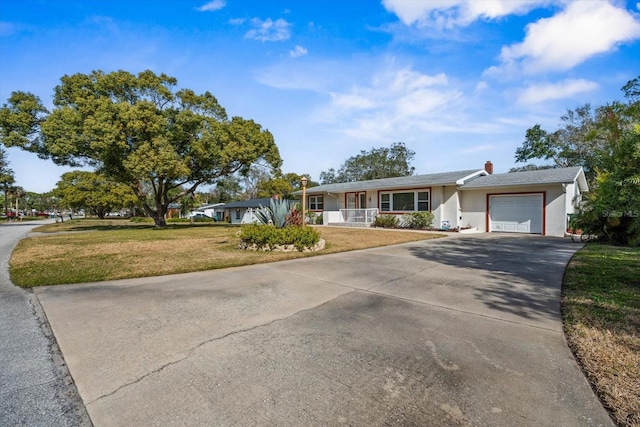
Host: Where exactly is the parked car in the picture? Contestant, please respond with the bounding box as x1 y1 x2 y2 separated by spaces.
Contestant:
189 212 217 221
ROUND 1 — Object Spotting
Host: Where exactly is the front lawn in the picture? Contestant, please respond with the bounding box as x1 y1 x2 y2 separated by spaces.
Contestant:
563 244 640 426
11 219 443 286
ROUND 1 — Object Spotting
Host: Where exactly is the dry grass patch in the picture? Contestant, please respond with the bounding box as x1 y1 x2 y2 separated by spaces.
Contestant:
11 221 443 286
563 244 640 426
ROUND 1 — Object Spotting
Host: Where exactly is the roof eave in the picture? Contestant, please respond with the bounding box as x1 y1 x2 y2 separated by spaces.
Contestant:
574 168 589 192
456 169 488 185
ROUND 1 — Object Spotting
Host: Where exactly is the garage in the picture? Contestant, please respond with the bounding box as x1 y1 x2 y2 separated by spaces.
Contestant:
489 194 543 234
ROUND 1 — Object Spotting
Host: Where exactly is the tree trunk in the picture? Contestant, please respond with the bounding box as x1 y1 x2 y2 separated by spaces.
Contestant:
153 213 167 227
142 202 167 227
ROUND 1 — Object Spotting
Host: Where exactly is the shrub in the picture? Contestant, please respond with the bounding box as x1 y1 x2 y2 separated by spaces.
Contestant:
306 212 324 225
285 204 303 227
402 212 434 229
239 223 321 251
373 214 399 228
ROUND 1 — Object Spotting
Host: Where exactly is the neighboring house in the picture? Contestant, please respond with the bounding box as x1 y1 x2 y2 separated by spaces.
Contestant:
222 198 275 224
298 162 588 237
166 202 181 219
192 203 226 221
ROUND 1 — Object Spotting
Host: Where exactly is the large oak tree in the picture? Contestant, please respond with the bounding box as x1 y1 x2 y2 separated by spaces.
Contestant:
319 142 415 184
0 70 282 226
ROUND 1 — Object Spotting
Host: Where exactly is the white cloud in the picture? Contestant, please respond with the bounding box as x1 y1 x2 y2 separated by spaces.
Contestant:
245 18 291 42
316 67 470 142
330 92 379 110
289 45 308 58
229 18 245 26
197 0 226 12
475 81 489 92
381 0 553 28
495 1 640 74
517 79 598 104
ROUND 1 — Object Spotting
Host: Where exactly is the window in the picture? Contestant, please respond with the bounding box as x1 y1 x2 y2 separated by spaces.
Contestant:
381 194 390 212
309 195 323 210
235 209 241 220
418 192 429 211
379 190 430 212
393 193 414 211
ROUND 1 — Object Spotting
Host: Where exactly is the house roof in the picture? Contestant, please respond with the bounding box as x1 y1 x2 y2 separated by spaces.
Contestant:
459 166 588 191
222 198 275 209
301 169 484 195
197 203 226 210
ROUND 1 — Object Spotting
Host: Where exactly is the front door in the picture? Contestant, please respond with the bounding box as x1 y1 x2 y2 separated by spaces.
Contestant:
347 193 357 209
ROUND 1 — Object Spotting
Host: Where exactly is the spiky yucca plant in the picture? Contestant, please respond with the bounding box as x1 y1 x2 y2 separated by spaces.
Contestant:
254 198 290 228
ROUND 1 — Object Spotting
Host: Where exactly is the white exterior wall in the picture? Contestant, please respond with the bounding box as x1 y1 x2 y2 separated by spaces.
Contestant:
458 191 486 231
323 211 343 224
431 187 444 228
441 186 459 229
459 184 569 236
227 208 259 225
564 182 583 216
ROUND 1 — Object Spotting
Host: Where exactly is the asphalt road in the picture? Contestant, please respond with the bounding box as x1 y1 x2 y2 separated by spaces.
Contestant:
0 220 90 426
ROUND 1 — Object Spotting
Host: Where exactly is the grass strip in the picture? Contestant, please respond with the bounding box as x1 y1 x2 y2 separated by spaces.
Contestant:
562 244 640 426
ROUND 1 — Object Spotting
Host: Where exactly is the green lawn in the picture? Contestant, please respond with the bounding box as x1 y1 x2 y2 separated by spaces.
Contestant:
562 244 640 426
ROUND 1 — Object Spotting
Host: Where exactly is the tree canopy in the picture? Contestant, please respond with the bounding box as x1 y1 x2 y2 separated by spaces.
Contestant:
0 70 282 226
257 172 318 199
319 142 415 184
514 105 610 182
516 75 640 245
54 171 138 219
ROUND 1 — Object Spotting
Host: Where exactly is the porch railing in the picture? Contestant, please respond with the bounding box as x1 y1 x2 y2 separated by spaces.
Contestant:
339 208 378 224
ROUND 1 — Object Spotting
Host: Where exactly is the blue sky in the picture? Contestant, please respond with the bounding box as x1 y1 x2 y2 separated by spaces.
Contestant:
1 0 639 193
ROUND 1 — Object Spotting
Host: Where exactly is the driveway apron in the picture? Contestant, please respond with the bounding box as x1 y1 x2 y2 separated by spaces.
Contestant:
34 234 614 426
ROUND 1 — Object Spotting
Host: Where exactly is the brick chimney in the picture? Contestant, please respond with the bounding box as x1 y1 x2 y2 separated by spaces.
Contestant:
484 161 493 174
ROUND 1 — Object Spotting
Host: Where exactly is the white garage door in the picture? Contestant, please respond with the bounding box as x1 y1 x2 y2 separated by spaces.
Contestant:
489 194 543 234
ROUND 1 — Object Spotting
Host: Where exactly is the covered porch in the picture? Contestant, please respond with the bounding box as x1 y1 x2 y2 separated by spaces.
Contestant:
323 208 378 227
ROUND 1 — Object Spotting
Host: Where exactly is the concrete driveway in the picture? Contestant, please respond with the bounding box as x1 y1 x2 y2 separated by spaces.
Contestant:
34 234 613 426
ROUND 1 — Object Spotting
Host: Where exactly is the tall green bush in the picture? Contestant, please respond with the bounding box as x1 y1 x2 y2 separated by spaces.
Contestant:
402 212 434 229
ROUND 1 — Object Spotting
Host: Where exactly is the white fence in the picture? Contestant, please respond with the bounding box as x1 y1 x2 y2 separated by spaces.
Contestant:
339 208 378 224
